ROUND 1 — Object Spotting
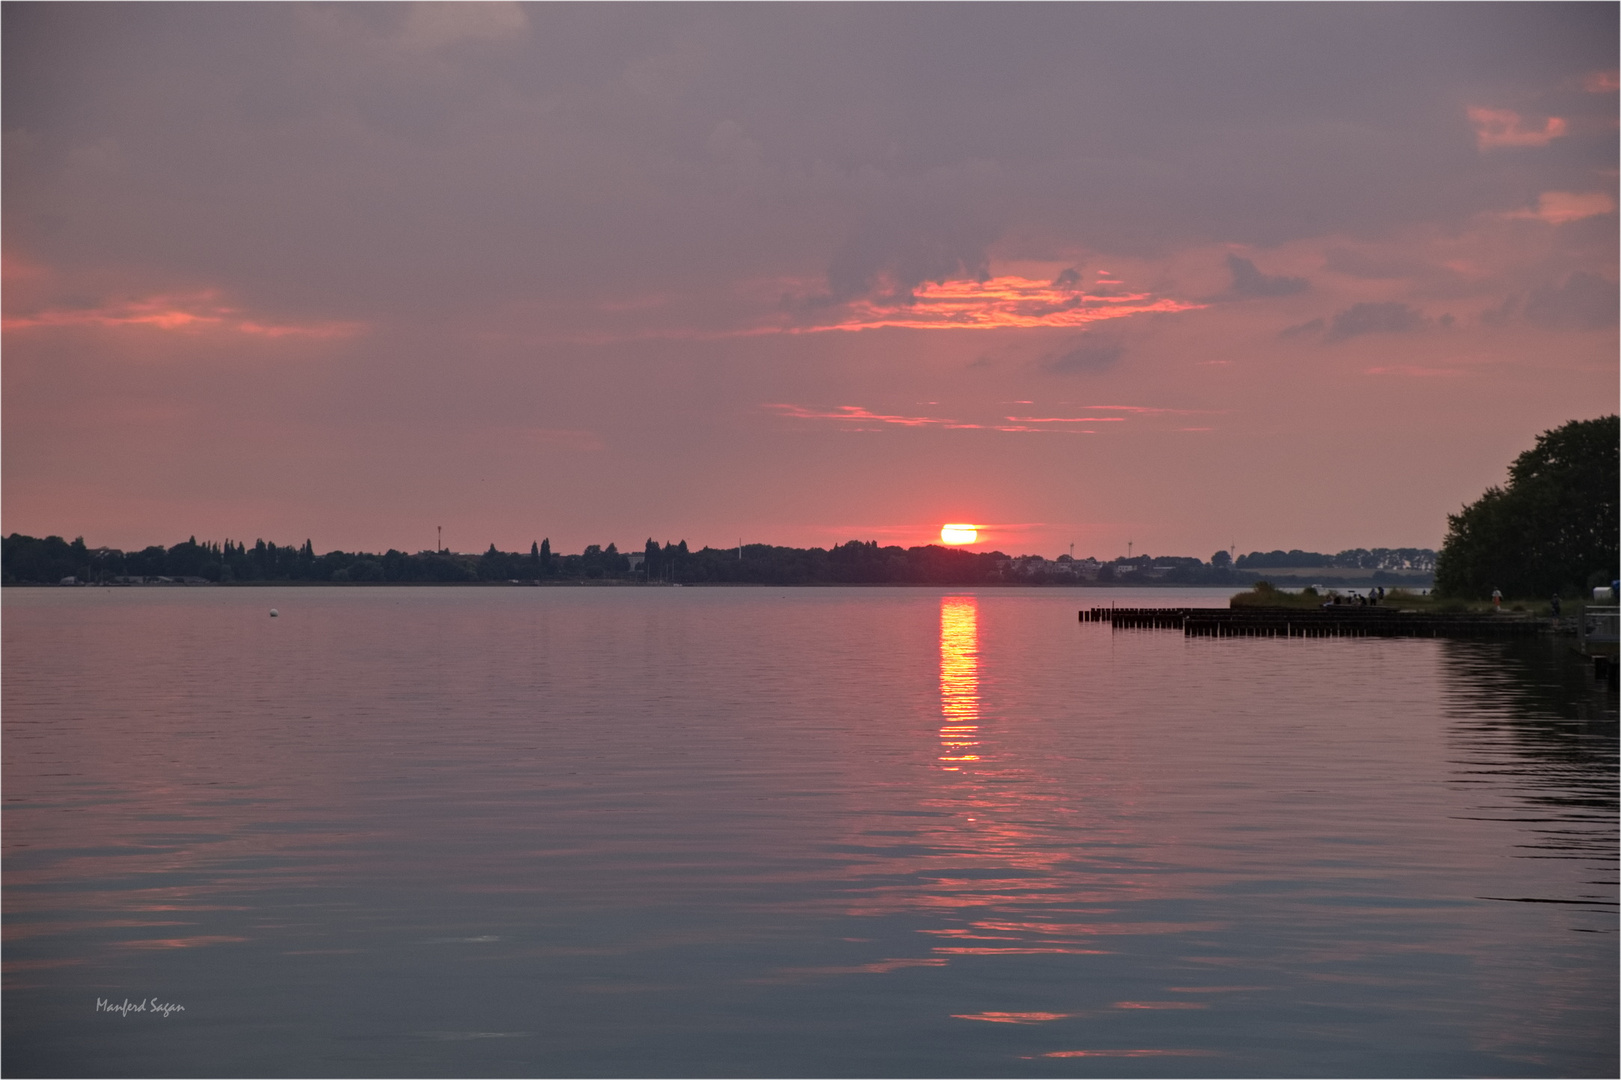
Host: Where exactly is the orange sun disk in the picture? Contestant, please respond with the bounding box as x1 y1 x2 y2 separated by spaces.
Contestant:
940 524 978 545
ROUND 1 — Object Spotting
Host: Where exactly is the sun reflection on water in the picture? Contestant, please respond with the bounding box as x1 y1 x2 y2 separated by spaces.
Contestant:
938 596 981 769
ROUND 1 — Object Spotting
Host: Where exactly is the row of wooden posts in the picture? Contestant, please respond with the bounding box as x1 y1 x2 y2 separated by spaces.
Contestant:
1080 606 1550 639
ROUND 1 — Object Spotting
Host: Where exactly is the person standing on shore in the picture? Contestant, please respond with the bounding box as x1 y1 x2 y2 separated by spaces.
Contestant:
1551 594 1561 617
1492 588 1502 610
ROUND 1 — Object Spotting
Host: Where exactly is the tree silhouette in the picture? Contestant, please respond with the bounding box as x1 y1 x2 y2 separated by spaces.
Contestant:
1437 416 1619 598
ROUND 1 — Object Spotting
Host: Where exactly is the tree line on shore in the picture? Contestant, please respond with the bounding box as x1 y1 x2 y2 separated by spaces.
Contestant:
1229 548 1434 571
1 533 1436 589
9 415 1609 596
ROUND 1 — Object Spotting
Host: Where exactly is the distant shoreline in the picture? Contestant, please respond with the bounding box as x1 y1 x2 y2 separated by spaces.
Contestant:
8 576 1435 590
4 533 1439 589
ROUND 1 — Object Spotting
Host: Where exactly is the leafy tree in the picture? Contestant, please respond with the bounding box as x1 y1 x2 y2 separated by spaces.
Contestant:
1237 549 1333 568
1436 416 1619 598
478 543 509 580
350 558 385 582
1 534 91 583
127 545 169 578
165 536 218 579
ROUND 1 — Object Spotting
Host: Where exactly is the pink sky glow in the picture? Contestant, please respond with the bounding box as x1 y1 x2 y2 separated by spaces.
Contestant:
3 5 1616 560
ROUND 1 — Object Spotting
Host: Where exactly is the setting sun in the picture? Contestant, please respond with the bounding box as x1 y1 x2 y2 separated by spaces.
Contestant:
940 524 978 545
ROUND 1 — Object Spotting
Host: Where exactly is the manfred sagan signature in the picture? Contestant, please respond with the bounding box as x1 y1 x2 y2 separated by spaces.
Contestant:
96 997 185 1018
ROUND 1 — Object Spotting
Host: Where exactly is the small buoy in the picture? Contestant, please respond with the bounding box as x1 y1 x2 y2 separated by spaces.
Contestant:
269 609 279 618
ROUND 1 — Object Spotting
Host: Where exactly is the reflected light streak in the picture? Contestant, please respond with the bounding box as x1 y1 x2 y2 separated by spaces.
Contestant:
1039 1050 1217 1059
114 935 248 949
952 1011 1072 1024
811 595 1174 987
939 597 980 771
932 946 1111 955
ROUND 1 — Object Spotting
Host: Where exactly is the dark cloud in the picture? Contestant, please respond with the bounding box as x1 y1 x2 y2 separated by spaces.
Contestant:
1325 302 1430 341
1042 335 1124 375
5 2 1616 325
1323 247 1428 280
1227 254 1308 297
1051 267 1082 288
823 205 999 305
1523 272 1619 331
1281 302 1442 341
1479 296 1517 326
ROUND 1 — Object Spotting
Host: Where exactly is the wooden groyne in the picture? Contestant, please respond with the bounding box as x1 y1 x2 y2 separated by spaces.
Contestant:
1081 606 1549 639
1081 607 1208 629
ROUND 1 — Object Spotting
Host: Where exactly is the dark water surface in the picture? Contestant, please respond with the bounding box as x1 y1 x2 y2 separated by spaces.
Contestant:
4 587 1616 1077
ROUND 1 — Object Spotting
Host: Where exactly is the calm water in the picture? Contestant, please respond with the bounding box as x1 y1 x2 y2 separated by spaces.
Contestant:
4 586 1616 1077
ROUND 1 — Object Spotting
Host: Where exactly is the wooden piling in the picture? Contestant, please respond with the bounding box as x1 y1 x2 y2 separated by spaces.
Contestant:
1081 605 1550 640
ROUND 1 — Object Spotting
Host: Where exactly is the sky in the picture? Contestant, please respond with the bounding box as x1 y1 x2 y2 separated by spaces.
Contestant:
3 2 1616 560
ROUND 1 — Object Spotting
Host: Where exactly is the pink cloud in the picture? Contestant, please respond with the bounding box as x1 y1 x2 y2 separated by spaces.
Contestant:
1078 404 1204 415
766 404 1107 434
1006 414 1127 422
766 403 981 429
234 320 367 339
1504 190 1616 224
1582 70 1620 93
3 292 228 332
1468 107 1567 149
3 289 365 340
1 255 51 285
1363 365 1467 377
988 425 1095 434
514 427 606 451
503 270 1206 346
798 275 1205 333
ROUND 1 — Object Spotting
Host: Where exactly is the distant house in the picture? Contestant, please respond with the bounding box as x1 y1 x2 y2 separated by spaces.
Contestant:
626 553 646 572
